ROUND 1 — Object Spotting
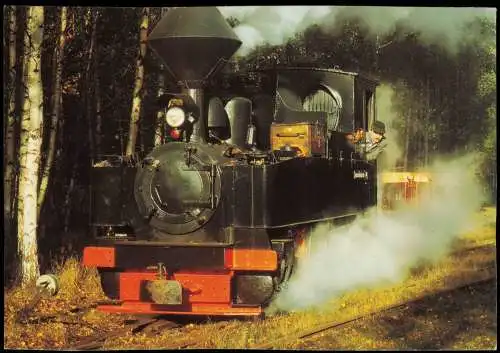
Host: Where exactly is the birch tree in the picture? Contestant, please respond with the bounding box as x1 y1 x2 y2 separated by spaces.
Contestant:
5 6 17 233
154 66 165 147
37 7 67 217
18 6 44 285
125 7 149 156
151 8 167 147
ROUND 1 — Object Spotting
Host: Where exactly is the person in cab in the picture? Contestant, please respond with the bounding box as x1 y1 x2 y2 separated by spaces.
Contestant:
347 120 388 161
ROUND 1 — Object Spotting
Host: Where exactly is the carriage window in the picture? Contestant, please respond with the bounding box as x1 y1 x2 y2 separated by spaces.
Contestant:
303 86 342 132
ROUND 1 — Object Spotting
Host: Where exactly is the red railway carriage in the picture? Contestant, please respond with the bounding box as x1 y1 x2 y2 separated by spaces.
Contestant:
380 171 432 210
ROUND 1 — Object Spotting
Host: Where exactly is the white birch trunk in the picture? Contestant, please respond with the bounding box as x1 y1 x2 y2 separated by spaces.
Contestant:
38 7 67 217
18 6 44 286
154 68 165 147
125 8 149 156
5 6 17 228
154 110 165 147
152 8 168 147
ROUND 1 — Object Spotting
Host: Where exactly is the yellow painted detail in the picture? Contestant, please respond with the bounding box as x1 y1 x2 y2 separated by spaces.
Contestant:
270 122 326 157
381 172 431 184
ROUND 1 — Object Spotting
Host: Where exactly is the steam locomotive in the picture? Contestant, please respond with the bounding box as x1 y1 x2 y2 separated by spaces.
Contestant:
83 7 380 316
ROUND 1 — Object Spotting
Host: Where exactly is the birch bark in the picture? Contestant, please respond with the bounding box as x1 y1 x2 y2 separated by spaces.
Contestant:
125 8 149 156
18 6 44 285
5 6 17 230
38 7 67 216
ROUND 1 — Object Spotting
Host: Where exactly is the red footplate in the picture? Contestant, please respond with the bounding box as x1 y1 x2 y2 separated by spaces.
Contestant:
100 270 262 316
83 246 276 316
98 302 262 316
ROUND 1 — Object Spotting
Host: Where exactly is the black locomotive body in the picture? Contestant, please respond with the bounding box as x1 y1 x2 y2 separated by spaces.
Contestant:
83 7 380 316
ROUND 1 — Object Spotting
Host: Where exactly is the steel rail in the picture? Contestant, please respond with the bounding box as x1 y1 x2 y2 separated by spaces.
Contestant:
253 243 496 349
253 271 495 349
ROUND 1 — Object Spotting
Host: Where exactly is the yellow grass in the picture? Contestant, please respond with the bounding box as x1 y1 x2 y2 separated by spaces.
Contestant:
114 238 494 350
3 207 496 350
3 256 126 349
457 206 497 247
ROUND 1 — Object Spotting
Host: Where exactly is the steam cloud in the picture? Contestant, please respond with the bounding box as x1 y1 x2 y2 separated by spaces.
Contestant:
218 6 496 56
215 6 493 313
267 153 486 314
218 6 332 56
374 84 403 205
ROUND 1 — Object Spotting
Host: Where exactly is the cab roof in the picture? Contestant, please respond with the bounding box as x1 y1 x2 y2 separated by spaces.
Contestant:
257 66 380 85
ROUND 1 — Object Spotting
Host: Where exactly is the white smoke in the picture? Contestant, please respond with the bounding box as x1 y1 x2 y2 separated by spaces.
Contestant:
218 6 334 56
218 6 496 56
267 153 486 314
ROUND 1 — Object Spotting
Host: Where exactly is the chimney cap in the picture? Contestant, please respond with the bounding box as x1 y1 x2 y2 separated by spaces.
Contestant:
148 7 242 87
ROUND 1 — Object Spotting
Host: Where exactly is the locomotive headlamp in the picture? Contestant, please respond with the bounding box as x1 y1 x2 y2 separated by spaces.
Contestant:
165 106 186 128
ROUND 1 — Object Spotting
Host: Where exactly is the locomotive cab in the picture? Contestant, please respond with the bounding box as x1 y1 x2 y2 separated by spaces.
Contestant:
262 67 379 160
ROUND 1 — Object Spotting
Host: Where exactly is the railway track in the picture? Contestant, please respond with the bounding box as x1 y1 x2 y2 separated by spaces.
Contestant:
254 275 496 349
253 245 496 349
16 243 495 350
67 316 188 350
450 241 496 256
69 243 494 350
66 316 218 350
69 317 162 350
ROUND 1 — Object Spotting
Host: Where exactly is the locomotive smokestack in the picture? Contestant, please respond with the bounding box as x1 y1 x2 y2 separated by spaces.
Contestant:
148 7 242 143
